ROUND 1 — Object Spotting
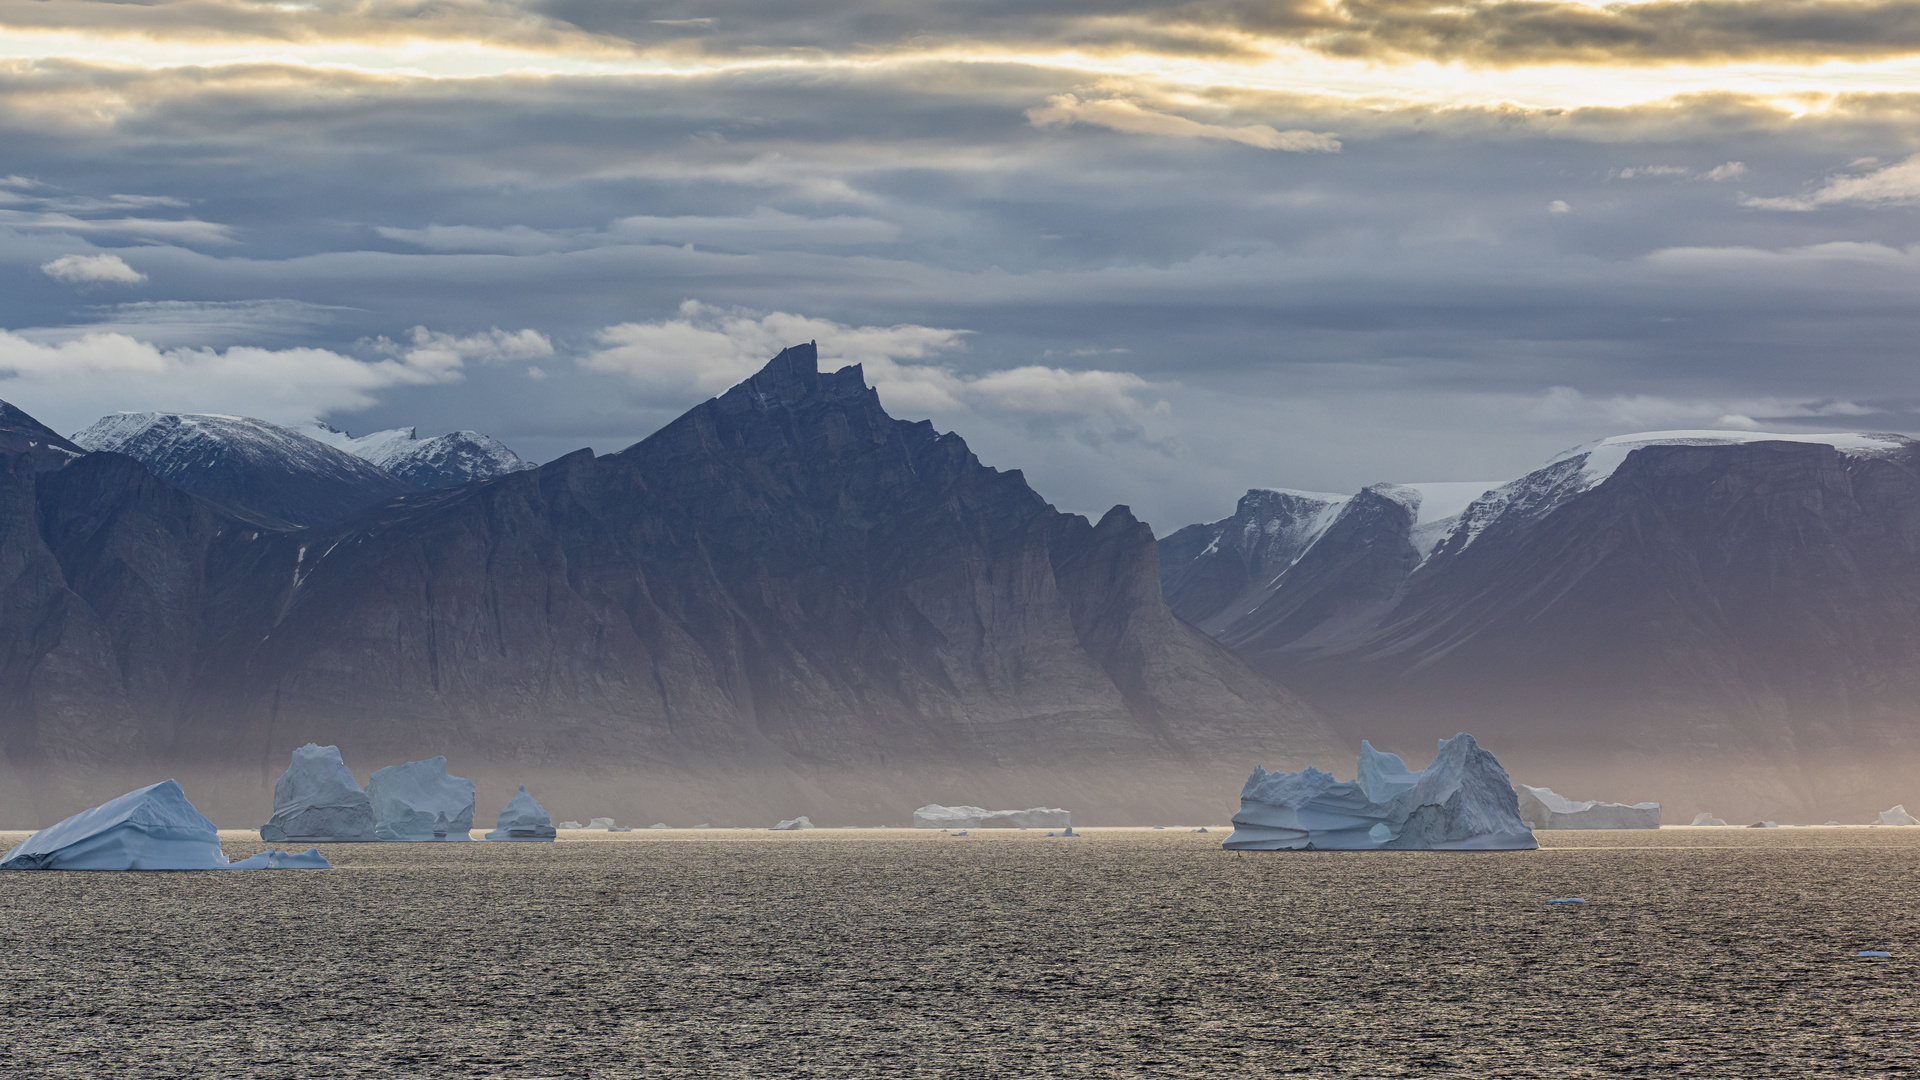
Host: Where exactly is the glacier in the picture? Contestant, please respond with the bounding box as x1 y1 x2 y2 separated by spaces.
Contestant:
1878 805 1919 826
366 757 475 841
1223 734 1537 851
1 780 330 870
484 786 556 841
912 805 1071 829
259 743 376 843
1516 785 1661 829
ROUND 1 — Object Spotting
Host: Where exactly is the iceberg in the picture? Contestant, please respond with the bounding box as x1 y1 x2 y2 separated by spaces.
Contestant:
771 816 813 831
1223 734 1538 851
1 780 331 870
483 786 556 841
588 817 617 830
366 757 475 841
647 822 670 829
558 821 584 829
1691 812 1730 826
1516 785 1661 829
1877 805 1919 826
911 805 1071 829
1746 820 1779 828
259 743 376 843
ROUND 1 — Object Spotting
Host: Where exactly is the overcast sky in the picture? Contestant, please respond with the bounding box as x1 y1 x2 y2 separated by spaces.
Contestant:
6 0 1920 530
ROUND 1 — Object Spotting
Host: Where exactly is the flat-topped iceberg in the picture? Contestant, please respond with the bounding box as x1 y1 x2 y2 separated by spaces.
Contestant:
912 805 1071 829
1 780 330 870
1516 785 1661 829
367 757 474 841
1224 734 1537 851
484 786 556 841
1878 805 1919 826
260 743 376 843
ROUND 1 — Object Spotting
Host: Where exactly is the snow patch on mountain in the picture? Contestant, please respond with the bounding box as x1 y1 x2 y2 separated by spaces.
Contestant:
298 421 534 490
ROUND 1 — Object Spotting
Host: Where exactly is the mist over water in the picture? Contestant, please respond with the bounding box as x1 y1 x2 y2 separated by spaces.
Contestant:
0 829 1913 1077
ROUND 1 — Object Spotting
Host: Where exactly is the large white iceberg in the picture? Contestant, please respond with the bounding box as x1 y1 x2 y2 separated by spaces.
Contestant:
1223 734 1538 851
259 743 376 843
912 805 1071 829
1878 805 1919 826
1 780 331 870
484 786 556 841
1516 785 1661 829
367 757 475 841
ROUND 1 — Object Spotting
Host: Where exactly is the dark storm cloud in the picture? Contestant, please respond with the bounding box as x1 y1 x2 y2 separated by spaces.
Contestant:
18 0 1920 65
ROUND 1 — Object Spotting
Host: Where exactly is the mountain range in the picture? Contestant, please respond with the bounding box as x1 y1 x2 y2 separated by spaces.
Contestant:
1160 431 1920 821
7 356 1919 826
0 346 1336 827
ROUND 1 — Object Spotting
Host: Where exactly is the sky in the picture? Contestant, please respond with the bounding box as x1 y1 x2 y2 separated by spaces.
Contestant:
5 1 1920 532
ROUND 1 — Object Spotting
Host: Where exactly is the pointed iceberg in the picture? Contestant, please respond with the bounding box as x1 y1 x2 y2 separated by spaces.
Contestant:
366 756 475 841
1224 734 1538 851
1878 805 1919 826
484 786 556 841
259 743 376 843
2 780 332 870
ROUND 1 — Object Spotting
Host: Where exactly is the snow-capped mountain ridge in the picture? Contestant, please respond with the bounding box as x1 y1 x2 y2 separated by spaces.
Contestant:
298 420 534 489
73 412 415 526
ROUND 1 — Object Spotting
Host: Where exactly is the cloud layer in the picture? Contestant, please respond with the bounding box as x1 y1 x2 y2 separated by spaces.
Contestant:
4 2 1920 528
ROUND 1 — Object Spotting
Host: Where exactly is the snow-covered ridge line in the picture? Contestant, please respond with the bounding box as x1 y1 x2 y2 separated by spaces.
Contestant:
1551 429 1912 490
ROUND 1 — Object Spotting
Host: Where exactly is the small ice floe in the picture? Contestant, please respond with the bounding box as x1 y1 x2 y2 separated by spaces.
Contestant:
693 823 712 829
228 847 332 869
589 817 633 832
952 830 969 837
1192 827 1209 833
1046 826 1079 837
1545 898 1587 904
770 816 813 831
1153 825 1165 830
558 821 584 829
647 823 670 829
1857 950 1893 957
1824 821 1841 826
1746 821 1779 828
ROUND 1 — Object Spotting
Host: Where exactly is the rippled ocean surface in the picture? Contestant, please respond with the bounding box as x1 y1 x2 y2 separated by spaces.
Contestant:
0 827 1914 1078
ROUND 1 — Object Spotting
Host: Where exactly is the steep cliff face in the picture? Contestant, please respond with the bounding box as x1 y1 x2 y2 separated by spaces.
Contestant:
1161 432 1920 821
0 349 1339 826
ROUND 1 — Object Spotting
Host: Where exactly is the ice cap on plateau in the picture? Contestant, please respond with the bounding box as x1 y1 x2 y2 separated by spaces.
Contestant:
366 757 475 841
911 805 1071 829
1223 734 1538 851
484 786 556 841
260 743 376 843
1 780 330 870
771 816 814 830
1877 805 1919 826
1516 785 1661 829
1691 812 1730 826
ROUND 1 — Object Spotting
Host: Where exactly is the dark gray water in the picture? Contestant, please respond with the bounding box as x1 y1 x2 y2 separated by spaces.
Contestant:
0 828 1915 1078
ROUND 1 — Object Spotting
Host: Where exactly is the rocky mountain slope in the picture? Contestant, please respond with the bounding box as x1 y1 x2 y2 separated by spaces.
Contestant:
297 422 535 489
1162 432 1920 821
72 412 415 526
0 347 1340 827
